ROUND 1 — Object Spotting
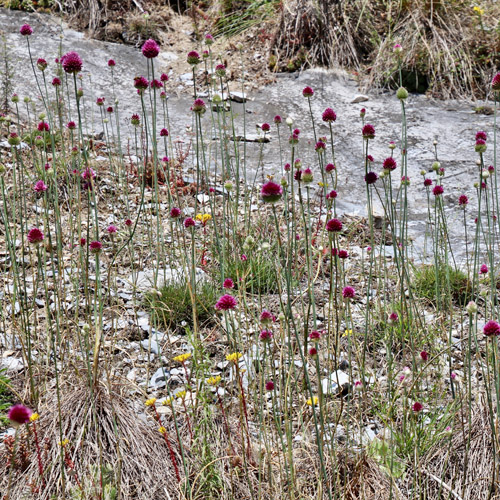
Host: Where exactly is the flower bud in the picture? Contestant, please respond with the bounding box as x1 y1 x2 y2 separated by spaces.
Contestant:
396 87 408 100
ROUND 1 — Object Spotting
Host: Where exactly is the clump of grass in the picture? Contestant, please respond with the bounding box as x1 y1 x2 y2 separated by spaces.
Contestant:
145 279 219 330
412 264 472 307
0 369 13 429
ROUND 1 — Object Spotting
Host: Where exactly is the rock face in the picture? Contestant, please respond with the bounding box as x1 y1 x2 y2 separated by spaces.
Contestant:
3 8 490 259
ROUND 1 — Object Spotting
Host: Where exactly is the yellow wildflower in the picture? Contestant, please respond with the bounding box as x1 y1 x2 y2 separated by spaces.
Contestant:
207 375 222 386
473 5 484 15
162 397 174 406
173 352 192 363
226 352 243 363
195 213 212 223
306 396 319 406
343 329 353 337
158 426 167 435
59 439 69 447
29 413 40 423
145 397 157 407
176 390 187 400
318 181 325 188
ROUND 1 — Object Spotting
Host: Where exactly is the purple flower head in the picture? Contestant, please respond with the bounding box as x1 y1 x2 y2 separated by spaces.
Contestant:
187 50 201 65
38 121 49 132
484 320 500 337
342 286 355 299
365 171 378 184
205 33 214 44
383 157 397 172
125 219 133 227
480 264 489 274
420 350 429 362
265 381 275 391
433 185 444 196
261 181 283 203
315 140 326 152
160 73 169 82
215 64 226 77
191 98 206 114
160 128 169 137
326 218 342 232
322 108 337 122
326 190 337 199
8 404 32 425
302 86 314 97
492 73 500 92
62 51 83 74
27 228 44 245
475 138 487 153
142 39 160 58
108 59 116 67
131 114 140 126
338 250 349 259
274 115 282 124
412 402 423 412
215 294 237 311
223 278 235 289
423 178 432 187
20 24 33 36
170 207 181 218
459 194 468 206
134 76 149 91
37 58 47 71
360 108 366 117
184 217 195 228
52 77 61 87
362 123 375 139
309 330 321 341
259 330 273 342
325 163 335 172
106 106 113 113
66 121 76 130
106 225 117 234
260 310 275 325
476 131 487 142
150 79 163 89
34 180 48 192
89 241 102 254
261 123 270 132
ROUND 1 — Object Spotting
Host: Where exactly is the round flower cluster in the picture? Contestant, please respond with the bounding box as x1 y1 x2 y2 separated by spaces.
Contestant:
215 294 237 311
142 39 160 58
62 51 83 74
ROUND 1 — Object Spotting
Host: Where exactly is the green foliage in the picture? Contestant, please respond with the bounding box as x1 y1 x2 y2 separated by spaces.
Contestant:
0 368 13 428
145 278 218 331
412 264 471 307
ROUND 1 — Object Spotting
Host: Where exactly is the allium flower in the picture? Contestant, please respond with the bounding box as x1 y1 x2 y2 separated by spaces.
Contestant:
8 404 32 425
37 58 47 71
325 163 335 172
52 77 61 86
420 351 429 362
326 189 337 199
433 185 444 196
142 39 160 58
423 178 432 187
362 124 375 139
475 138 487 153
294 170 302 182
62 51 83 74
302 168 313 184
223 278 234 289
480 264 488 274
261 123 270 132
215 294 237 311
67 121 76 130
34 180 48 192
302 86 314 97
187 50 201 65
160 73 169 82
338 250 349 259
365 171 378 184
205 33 214 45
81 167 96 180
322 107 337 122
466 301 478 315
393 43 402 54
308 347 318 357
125 219 133 227
260 310 275 325
134 76 149 91
388 312 399 325
20 24 33 36
342 286 355 299
326 218 342 232
401 175 410 186
492 73 500 92
396 87 408 100
315 140 326 152
80 238 86 246
383 157 397 172
150 79 163 89
27 228 44 245
89 241 102 254
108 59 116 67
360 108 366 117
412 402 423 412
309 330 321 341
458 194 468 206
191 98 206 114
215 64 226 77
484 320 500 337
265 381 275 391
170 207 181 218
240 254 247 261
261 181 283 203
274 115 282 124
476 131 487 141
106 225 117 234
259 330 273 342
8 133 21 146
106 106 113 113
184 217 195 228
38 121 49 132
160 128 169 137
131 114 140 126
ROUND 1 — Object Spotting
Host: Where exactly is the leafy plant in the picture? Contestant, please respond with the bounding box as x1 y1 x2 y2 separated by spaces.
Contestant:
0 368 13 429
